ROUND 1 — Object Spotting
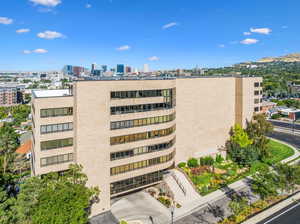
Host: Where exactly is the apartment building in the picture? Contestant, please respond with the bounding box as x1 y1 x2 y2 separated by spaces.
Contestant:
0 83 25 106
31 76 262 217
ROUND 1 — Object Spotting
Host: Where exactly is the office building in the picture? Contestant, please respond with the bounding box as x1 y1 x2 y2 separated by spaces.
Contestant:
31 76 262 217
125 66 132 74
116 64 125 75
0 83 25 106
91 63 97 75
101 65 108 73
63 65 73 75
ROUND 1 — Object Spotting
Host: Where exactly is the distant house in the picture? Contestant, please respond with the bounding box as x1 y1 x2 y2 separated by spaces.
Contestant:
16 140 32 159
261 101 277 114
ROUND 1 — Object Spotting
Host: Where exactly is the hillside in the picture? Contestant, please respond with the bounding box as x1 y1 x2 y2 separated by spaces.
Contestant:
257 53 300 63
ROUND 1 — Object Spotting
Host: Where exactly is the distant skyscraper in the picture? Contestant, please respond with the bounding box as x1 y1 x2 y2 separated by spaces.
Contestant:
116 64 125 75
101 65 107 73
125 66 132 74
91 63 97 75
143 64 150 73
63 65 73 75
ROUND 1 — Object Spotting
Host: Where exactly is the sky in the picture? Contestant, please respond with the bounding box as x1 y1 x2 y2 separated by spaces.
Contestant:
0 0 299 71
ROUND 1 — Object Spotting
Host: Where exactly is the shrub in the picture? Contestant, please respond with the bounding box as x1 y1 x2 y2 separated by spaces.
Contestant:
271 113 281 119
178 162 186 168
157 196 171 208
215 154 224 163
200 156 215 166
187 158 199 168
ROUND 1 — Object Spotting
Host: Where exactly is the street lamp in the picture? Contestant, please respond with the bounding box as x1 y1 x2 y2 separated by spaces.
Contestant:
170 203 175 224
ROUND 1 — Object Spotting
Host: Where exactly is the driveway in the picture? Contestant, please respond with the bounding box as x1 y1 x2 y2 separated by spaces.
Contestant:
111 191 171 224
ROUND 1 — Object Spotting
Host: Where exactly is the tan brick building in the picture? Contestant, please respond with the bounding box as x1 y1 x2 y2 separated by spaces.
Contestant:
31 76 262 217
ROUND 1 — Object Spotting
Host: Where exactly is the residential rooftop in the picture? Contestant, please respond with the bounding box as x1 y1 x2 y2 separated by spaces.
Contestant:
32 89 71 98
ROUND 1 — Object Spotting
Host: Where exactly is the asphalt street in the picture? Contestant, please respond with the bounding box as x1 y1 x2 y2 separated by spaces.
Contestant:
268 131 300 149
257 201 300 224
269 120 300 131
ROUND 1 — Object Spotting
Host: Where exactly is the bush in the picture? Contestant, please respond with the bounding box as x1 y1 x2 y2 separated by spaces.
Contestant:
200 156 215 166
215 154 224 163
187 158 199 168
157 197 171 208
178 162 186 168
271 113 281 119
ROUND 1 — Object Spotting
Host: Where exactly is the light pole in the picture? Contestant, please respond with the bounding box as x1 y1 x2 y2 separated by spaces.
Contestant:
170 204 175 224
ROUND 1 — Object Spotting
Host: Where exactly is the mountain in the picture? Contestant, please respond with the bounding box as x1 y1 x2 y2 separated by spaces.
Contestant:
257 53 300 63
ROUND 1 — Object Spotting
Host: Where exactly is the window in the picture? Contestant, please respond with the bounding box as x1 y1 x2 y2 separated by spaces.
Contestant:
254 107 259 112
254 82 260 87
110 138 175 160
111 89 173 99
254 91 260 96
254 99 260 104
40 122 73 134
110 170 165 195
110 152 174 175
111 113 175 130
41 138 73 151
40 107 73 118
40 153 73 167
110 125 176 145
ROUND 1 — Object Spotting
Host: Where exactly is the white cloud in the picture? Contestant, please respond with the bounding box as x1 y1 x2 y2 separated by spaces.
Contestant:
29 0 61 7
218 44 225 48
162 22 178 29
148 56 160 61
116 45 130 51
250 27 272 35
37 30 65 39
33 48 48 53
23 49 48 54
85 3 92 8
243 32 251 36
16 28 30 34
240 38 259 45
0 17 13 25
23 50 32 54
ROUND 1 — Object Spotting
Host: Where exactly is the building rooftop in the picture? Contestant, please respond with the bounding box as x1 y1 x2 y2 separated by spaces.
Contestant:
78 74 260 82
32 89 71 98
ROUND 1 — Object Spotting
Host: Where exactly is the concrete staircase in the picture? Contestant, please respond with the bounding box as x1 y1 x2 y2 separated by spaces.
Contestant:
164 169 201 206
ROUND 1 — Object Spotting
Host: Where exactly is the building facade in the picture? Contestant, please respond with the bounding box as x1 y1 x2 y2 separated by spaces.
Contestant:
31 76 262 217
0 83 25 106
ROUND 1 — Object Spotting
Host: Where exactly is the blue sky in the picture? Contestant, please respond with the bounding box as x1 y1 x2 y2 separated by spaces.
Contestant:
0 0 299 71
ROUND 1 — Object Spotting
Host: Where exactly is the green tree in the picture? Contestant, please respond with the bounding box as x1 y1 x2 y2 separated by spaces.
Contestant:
15 164 100 224
251 167 279 199
230 124 253 148
275 164 298 193
0 123 19 174
246 114 273 159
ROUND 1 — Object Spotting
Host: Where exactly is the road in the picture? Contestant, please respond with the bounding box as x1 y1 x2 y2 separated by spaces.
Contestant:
269 120 300 130
257 201 300 224
268 131 300 149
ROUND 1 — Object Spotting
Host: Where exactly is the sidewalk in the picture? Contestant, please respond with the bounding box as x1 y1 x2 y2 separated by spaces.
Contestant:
242 192 300 224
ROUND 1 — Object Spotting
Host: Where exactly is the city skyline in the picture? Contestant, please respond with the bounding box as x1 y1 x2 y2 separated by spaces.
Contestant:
0 0 299 70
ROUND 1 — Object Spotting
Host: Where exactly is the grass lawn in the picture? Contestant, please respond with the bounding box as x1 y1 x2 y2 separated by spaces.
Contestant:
264 140 295 165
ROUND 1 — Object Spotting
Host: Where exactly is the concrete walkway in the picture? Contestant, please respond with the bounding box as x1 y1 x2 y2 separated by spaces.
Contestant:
242 192 300 224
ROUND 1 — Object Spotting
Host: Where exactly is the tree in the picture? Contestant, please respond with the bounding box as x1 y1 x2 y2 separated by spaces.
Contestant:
251 167 279 199
15 164 100 224
0 123 19 174
230 124 253 148
274 164 298 193
246 114 273 159
228 144 259 167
